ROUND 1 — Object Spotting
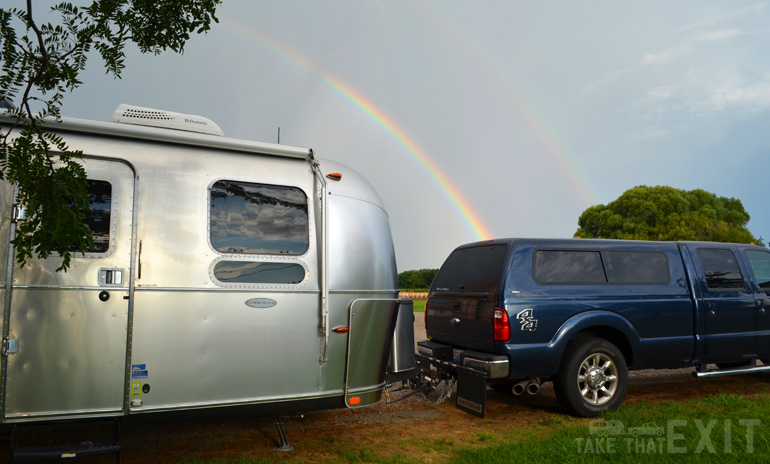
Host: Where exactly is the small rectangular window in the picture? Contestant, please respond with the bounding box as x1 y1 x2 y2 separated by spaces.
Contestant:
534 250 606 284
213 261 306 284
210 180 309 255
74 179 112 254
697 248 745 290
603 251 669 284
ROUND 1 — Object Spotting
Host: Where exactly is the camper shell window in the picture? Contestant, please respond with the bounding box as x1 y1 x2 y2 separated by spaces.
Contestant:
209 180 309 255
431 244 507 293
533 249 670 285
534 250 605 284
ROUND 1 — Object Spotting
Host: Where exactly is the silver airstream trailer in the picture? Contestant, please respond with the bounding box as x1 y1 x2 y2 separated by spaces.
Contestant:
0 105 408 435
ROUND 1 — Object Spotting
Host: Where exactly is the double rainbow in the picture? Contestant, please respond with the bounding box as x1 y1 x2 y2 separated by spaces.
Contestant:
223 20 493 241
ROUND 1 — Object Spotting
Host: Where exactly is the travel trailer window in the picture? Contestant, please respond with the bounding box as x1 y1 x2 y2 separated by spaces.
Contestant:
212 261 306 284
67 179 112 254
697 248 745 290
209 180 309 255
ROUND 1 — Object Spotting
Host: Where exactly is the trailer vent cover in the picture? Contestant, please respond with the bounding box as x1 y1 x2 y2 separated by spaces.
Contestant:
109 104 224 136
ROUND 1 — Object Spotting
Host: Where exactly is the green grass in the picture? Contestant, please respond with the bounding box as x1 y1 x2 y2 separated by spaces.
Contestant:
170 393 770 464
412 299 426 312
449 394 770 463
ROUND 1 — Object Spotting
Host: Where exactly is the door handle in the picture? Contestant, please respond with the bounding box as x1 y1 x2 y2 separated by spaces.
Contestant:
99 268 124 286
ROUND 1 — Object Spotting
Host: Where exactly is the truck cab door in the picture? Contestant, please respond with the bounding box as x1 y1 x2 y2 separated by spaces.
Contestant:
688 245 757 364
3 159 135 419
742 248 770 360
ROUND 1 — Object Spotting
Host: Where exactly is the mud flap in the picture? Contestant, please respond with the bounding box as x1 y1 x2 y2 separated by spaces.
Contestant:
456 366 487 418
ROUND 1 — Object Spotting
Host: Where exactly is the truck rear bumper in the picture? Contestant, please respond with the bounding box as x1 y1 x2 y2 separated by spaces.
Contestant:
416 340 509 379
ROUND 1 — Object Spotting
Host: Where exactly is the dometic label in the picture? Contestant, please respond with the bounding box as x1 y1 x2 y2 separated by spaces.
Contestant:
245 298 277 308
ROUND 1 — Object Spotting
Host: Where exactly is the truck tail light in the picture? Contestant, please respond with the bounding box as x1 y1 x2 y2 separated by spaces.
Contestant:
424 301 429 330
493 308 510 342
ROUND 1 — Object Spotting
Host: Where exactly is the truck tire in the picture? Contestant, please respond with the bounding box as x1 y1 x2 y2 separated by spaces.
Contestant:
553 337 628 418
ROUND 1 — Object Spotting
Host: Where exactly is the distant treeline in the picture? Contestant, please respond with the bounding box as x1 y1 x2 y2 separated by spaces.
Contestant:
398 268 438 290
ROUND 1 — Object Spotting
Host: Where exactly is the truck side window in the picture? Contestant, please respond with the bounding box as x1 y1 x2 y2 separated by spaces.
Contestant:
534 250 606 284
603 251 669 284
209 180 309 255
697 248 745 290
745 250 770 290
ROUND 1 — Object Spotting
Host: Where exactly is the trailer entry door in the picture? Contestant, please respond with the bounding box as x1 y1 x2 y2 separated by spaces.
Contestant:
4 159 134 419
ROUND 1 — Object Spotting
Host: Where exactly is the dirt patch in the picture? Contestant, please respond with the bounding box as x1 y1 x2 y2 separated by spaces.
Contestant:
2 320 769 463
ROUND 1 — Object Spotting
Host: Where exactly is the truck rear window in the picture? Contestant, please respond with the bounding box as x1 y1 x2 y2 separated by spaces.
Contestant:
432 245 507 293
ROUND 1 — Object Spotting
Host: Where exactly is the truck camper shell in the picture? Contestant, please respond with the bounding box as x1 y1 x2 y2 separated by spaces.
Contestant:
0 105 408 425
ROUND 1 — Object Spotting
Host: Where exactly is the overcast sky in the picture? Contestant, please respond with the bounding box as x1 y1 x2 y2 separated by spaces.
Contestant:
54 1 770 271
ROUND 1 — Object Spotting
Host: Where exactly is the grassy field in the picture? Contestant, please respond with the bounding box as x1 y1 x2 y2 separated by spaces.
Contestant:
450 393 769 463
171 393 770 464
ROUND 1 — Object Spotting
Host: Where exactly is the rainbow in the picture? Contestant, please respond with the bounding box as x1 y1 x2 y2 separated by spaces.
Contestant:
222 20 493 240
420 0 598 207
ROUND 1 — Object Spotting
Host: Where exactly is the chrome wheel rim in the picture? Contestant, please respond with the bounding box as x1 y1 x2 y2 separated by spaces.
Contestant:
577 352 618 405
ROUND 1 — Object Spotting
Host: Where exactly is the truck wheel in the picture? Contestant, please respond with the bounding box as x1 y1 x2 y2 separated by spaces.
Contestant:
554 337 628 418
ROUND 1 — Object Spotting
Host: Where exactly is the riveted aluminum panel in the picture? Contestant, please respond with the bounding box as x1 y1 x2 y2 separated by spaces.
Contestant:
4 159 134 418
327 194 397 292
127 290 324 410
345 299 398 407
5 289 129 417
128 142 318 290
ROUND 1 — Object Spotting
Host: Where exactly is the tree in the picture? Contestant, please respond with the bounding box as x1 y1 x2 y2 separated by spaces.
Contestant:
398 269 439 289
575 185 763 245
0 1 220 270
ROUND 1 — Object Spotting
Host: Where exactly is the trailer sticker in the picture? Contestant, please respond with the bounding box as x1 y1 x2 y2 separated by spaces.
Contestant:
517 309 538 332
131 382 142 397
131 364 149 379
245 298 277 308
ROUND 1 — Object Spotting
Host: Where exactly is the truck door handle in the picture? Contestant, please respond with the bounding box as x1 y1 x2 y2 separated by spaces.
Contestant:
706 301 715 316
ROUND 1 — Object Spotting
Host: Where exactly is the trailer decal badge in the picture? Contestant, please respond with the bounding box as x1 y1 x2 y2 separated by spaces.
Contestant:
517 309 538 332
131 364 148 379
131 382 142 397
245 298 277 308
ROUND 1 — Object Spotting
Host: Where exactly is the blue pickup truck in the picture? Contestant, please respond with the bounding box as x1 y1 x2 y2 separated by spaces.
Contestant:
416 238 770 417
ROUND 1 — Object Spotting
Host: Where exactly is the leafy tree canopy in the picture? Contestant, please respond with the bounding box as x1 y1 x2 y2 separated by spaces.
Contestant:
575 185 763 245
398 268 438 290
0 0 220 270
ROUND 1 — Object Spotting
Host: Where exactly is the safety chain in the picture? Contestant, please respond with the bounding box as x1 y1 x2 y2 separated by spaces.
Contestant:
419 379 456 406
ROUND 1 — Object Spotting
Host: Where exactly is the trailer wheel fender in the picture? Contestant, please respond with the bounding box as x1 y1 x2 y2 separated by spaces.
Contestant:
553 337 628 418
